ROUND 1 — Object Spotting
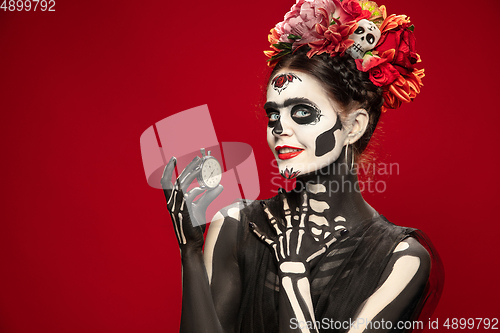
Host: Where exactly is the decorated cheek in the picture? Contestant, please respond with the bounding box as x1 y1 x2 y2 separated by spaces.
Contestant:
315 116 343 157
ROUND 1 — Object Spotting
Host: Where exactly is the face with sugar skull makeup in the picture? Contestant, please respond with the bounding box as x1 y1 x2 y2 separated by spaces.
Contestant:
266 71 364 179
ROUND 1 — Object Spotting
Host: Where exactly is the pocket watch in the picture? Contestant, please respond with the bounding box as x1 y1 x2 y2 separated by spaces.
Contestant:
197 148 222 189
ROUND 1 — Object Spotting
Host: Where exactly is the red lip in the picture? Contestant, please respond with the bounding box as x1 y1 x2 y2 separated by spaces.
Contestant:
275 145 304 160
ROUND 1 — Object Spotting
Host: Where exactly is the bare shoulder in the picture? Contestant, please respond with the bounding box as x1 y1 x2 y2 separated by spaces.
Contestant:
206 201 246 244
204 201 247 281
210 201 246 226
205 201 246 242
393 237 430 263
388 236 431 285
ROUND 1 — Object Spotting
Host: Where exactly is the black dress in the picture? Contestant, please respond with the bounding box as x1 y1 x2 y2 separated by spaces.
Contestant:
232 198 444 333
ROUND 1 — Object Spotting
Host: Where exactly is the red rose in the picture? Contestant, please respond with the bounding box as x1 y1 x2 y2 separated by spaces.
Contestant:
355 56 400 87
368 62 400 87
376 24 417 69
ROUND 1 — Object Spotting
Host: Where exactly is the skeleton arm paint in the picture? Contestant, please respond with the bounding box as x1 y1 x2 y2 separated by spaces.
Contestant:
348 237 431 333
161 157 230 333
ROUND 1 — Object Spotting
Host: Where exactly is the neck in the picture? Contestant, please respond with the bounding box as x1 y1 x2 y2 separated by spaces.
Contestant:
290 150 377 229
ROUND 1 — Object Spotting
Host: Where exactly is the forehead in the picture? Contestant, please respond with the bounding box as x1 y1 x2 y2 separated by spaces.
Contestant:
267 70 337 111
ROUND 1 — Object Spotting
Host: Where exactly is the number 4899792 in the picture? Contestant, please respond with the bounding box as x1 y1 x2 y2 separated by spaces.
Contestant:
1 0 55 11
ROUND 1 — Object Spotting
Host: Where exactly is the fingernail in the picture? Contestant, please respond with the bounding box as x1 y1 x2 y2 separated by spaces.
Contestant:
278 188 285 194
249 222 255 228
340 229 349 236
260 201 266 207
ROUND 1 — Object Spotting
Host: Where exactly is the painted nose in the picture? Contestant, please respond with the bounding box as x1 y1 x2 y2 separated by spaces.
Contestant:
272 116 293 136
272 117 284 135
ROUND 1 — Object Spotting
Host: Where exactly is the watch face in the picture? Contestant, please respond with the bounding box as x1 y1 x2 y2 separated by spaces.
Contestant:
200 158 222 188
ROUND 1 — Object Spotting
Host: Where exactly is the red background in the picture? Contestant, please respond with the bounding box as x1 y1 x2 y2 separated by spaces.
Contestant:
1 0 499 332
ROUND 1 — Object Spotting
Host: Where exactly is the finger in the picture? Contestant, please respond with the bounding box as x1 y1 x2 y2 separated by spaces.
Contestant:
278 189 292 229
177 156 201 190
324 235 337 249
323 232 337 247
306 232 338 263
183 187 205 225
161 157 177 190
249 222 274 246
251 222 280 261
195 185 223 209
262 202 281 235
296 229 304 255
282 196 292 229
166 182 183 208
185 187 206 206
299 191 308 228
306 247 326 263
179 166 201 193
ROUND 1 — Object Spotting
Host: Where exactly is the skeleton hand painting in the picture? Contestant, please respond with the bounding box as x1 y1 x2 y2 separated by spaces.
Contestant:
160 1 443 332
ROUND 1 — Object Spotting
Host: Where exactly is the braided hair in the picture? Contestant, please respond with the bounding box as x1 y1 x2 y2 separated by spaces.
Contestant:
269 47 383 159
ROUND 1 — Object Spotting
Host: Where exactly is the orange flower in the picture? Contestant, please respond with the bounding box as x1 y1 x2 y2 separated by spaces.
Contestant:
406 68 425 98
382 68 424 110
264 28 294 67
264 29 281 60
307 19 357 58
379 14 411 34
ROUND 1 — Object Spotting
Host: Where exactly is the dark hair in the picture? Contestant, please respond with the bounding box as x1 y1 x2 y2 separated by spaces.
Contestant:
269 47 383 161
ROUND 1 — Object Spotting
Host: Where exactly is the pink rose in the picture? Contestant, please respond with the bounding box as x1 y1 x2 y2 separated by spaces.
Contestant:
275 0 337 45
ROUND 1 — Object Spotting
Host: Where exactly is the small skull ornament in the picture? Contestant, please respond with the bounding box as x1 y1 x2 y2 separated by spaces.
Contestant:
347 19 381 59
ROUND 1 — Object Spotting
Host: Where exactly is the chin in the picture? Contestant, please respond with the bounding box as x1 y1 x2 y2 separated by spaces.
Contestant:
280 166 301 179
277 157 338 179
278 163 319 179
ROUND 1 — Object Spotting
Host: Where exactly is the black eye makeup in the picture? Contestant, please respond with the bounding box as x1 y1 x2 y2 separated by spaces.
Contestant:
265 108 280 128
264 98 322 129
291 104 321 125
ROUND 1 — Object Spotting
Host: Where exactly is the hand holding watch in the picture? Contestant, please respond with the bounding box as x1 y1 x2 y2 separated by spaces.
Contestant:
197 148 222 189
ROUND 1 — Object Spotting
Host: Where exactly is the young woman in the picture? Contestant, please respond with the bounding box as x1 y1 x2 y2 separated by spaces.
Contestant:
161 1 443 332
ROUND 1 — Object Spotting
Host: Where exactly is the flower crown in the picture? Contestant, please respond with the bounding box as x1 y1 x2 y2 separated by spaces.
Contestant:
264 0 423 112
